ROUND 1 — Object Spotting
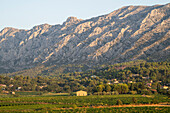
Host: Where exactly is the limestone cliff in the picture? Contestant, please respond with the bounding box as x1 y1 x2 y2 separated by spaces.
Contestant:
0 3 169 72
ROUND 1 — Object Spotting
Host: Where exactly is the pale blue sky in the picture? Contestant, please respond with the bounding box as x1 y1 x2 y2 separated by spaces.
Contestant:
0 0 169 31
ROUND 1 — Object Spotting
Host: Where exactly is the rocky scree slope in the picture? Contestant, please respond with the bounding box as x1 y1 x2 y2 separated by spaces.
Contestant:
0 4 170 72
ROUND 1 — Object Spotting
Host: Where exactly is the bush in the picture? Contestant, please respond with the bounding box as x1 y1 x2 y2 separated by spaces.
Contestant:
159 89 167 95
141 89 152 95
151 99 158 104
153 91 158 95
70 92 75 96
88 93 93 95
115 91 119 95
112 91 119 95
98 92 103 95
72 104 77 109
116 99 123 105
132 97 137 104
102 91 106 95
129 91 137 95
106 92 111 95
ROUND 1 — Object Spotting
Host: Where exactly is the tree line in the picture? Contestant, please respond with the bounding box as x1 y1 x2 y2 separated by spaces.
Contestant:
0 61 169 95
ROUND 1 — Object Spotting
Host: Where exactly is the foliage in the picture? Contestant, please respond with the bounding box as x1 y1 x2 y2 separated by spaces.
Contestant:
132 97 137 104
54 107 170 113
129 91 137 95
114 84 129 94
116 99 123 105
0 61 169 95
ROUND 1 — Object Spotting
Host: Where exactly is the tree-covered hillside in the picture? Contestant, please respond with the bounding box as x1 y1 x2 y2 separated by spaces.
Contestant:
0 61 169 95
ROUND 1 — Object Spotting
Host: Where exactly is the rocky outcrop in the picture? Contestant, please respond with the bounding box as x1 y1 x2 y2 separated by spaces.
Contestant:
0 3 169 72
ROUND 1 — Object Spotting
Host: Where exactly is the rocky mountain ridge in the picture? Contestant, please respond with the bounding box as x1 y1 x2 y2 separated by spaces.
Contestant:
0 3 170 72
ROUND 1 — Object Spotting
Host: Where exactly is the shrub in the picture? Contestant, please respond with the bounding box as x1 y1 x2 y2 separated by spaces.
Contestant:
132 97 137 104
88 93 93 95
99 92 103 95
102 91 106 95
129 91 137 95
116 99 123 105
111 91 119 95
111 91 115 95
70 92 75 96
72 104 77 109
106 92 111 95
141 89 152 95
151 99 158 104
115 91 119 95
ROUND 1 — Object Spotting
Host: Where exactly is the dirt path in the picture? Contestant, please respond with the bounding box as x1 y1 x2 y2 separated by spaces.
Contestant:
1 101 169 109
53 104 170 110
90 104 170 108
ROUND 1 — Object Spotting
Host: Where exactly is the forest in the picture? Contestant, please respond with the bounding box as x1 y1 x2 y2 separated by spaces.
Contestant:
0 61 169 95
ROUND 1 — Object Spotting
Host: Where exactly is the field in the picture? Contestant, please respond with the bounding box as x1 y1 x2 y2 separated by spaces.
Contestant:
0 94 169 112
54 107 170 113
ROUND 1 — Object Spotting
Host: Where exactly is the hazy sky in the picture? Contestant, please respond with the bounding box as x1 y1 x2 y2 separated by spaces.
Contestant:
0 0 169 30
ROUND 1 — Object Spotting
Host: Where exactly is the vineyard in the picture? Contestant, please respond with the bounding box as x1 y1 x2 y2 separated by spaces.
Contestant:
54 107 170 113
0 94 169 112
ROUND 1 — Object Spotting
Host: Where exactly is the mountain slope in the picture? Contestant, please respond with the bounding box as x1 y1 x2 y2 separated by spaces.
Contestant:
0 3 170 72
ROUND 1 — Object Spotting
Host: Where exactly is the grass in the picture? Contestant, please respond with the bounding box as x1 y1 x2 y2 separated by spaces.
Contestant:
0 94 169 112
0 91 71 98
15 91 42 95
42 92 70 96
0 106 169 113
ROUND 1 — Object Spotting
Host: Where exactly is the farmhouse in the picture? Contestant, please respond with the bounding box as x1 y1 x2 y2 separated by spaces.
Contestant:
16 87 22 91
0 84 6 87
76 91 87 96
9 84 14 87
11 92 15 95
91 75 97 78
146 83 152 88
161 86 168 89
128 81 133 83
113 81 119 84
2 91 9 94
131 74 139 77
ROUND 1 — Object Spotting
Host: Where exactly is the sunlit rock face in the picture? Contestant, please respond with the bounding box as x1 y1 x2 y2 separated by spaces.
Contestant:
0 3 169 72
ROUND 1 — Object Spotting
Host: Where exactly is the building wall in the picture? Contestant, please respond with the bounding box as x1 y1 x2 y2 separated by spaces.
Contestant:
76 91 87 96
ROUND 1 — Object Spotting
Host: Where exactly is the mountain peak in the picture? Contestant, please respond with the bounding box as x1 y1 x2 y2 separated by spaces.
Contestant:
33 23 51 30
0 3 169 72
0 27 20 36
64 16 83 25
66 16 78 22
2 27 17 31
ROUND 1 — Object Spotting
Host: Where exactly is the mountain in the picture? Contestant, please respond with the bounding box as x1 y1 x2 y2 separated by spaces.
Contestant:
0 3 170 72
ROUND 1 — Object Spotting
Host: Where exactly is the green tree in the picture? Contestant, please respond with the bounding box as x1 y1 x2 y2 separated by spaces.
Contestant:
105 85 111 92
116 99 123 105
115 84 129 94
157 83 161 93
97 85 104 92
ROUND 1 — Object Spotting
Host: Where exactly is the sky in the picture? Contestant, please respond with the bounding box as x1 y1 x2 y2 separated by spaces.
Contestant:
0 0 169 31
